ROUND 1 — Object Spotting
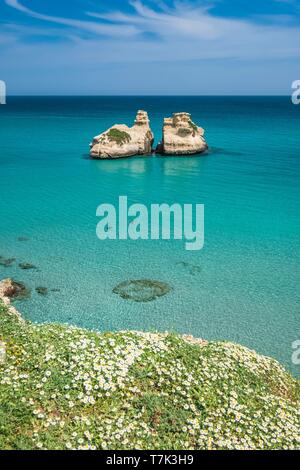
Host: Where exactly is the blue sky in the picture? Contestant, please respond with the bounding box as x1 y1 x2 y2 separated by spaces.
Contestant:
0 0 299 94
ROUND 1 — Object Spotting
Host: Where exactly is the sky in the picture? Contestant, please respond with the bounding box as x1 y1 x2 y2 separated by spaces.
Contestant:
0 0 300 95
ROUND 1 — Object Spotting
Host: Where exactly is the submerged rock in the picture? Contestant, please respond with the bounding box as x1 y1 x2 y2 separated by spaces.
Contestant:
36 287 48 296
157 112 208 155
0 278 31 301
177 261 202 276
19 263 38 271
90 110 154 159
113 279 172 303
0 256 16 268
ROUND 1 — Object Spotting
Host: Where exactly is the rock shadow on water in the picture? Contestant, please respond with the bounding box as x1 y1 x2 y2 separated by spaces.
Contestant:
113 279 172 303
82 153 92 160
208 147 245 157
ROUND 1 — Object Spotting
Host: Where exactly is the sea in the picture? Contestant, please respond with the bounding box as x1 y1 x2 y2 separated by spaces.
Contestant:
0 96 299 377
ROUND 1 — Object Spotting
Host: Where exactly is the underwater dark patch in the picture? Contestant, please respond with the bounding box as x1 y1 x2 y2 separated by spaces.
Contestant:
19 263 38 271
177 261 202 276
113 279 172 303
17 237 30 242
36 287 48 296
0 257 16 268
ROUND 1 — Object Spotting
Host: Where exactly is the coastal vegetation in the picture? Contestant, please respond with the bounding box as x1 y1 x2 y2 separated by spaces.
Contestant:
0 300 299 450
106 128 131 145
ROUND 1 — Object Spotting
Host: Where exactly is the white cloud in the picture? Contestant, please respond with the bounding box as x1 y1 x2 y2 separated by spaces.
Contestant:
2 0 300 78
5 0 300 47
87 0 232 40
85 0 300 61
4 0 139 37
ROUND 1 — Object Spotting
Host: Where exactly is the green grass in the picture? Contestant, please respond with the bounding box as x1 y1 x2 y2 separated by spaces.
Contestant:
0 301 299 450
106 128 131 145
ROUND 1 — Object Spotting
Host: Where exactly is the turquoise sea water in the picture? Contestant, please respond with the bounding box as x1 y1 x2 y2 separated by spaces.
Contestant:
0 97 299 377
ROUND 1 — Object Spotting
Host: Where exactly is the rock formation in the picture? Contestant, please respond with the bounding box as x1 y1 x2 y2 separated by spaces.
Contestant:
0 278 30 301
0 256 15 267
157 112 208 155
113 279 172 303
36 287 48 296
0 278 21 298
90 110 154 159
0 278 27 323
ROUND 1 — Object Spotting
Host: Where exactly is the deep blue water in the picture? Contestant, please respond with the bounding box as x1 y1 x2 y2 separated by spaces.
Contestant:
0 96 299 377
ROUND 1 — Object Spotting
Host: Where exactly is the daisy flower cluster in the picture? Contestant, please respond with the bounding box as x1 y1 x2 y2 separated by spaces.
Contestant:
0 300 299 450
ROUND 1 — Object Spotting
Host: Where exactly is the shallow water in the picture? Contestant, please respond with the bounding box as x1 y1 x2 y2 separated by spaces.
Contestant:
0 96 299 377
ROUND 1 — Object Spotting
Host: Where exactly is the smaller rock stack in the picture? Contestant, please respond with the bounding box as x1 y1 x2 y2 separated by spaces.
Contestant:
157 112 208 155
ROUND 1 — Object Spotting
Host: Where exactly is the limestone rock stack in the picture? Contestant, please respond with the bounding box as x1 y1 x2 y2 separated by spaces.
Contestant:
90 110 154 159
157 112 208 155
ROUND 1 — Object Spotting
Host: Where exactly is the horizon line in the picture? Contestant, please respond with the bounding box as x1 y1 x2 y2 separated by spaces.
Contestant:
5 94 292 98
